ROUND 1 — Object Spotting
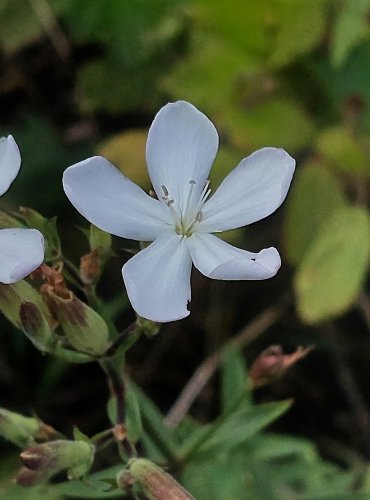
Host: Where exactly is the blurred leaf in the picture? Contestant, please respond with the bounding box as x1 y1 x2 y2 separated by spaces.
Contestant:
283 163 347 265
97 130 150 189
162 37 256 112
55 465 122 498
295 206 370 323
331 0 370 68
316 127 369 177
2 484 63 500
314 41 370 132
268 0 327 67
0 0 43 54
224 98 314 152
196 0 273 58
221 346 249 413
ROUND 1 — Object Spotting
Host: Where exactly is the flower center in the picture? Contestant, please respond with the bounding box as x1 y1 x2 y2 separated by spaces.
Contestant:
161 179 211 236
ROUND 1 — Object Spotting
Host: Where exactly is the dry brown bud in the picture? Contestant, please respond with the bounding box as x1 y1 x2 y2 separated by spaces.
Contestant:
21 445 55 470
80 250 100 284
16 467 48 487
250 345 313 388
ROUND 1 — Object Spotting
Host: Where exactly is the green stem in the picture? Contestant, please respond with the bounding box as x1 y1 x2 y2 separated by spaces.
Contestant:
105 322 141 357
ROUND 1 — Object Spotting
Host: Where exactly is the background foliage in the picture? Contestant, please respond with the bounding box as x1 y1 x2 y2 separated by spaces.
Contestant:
1 0 370 498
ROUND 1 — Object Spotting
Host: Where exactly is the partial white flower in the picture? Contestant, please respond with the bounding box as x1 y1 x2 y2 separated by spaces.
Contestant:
0 136 44 283
63 101 295 322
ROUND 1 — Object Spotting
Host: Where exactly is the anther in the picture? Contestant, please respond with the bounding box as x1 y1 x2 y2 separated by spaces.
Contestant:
189 180 196 185
195 211 203 222
161 185 169 196
167 199 174 207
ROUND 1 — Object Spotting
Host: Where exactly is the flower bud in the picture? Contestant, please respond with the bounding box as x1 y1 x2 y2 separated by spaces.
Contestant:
19 301 54 352
16 466 49 487
80 250 100 284
43 286 109 356
21 439 94 480
116 469 135 491
128 459 194 500
0 409 39 447
0 280 53 330
137 317 161 337
0 408 58 448
250 345 313 388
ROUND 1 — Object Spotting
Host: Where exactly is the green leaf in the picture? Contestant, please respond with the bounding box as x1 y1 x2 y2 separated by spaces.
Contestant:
295 206 370 323
331 0 370 68
73 427 92 445
130 384 179 462
181 399 291 459
283 164 347 265
96 130 150 190
221 346 249 413
316 127 369 177
202 400 292 455
55 465 122 498
224 98 315 153
268 0 327 67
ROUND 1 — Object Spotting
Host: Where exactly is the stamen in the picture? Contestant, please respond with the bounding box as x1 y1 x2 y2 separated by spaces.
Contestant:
195 211 202 222
167 199 174 207
161 185 169 196
183 179 197 223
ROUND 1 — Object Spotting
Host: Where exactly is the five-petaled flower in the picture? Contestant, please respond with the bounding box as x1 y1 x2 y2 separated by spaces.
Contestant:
0 136 44 283
63 101 295 322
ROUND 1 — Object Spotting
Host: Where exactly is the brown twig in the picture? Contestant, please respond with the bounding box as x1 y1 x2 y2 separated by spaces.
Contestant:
164 305 284 428
325 323 370 457
28 0 71 61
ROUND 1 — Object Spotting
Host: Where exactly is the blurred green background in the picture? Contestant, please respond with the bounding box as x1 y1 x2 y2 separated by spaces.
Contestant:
2 0 370 498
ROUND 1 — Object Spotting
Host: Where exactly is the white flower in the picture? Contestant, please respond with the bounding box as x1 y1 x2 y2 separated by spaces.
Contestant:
0 136 44 283
63 101 295 322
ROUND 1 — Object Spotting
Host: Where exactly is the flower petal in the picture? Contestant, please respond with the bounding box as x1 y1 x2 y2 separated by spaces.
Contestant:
63 156 172 241
0 228 44 284
122 232 192 322
199 147 295 232
186 233 281 280
0 135 21 196
146 101 219 213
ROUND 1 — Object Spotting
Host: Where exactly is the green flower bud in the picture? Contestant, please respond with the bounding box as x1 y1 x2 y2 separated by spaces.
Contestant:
0 280 53 329
19 301 54 352
0 409 58 448
45 288 109 356
21 439 94 480
89 224 112 261
137 317 161 338
128 459 194 500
